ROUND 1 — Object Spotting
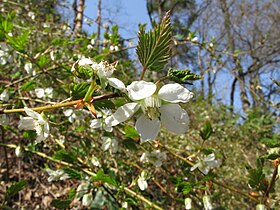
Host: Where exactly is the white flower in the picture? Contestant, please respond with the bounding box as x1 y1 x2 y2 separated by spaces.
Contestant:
35 87 53 99
63 109 89 123
137 171 148 191
18 107 50 142
0 90 9 101
90 109 113 132
105 80 193 142
140 150 167 167
82 193 93 206
191 153 221 175
102 136 118 154
24 62 35 76
185 198 192 210
73 58 116 88
0 43 14 65
91 155 101 167
203 195 213 210
45 168 70 182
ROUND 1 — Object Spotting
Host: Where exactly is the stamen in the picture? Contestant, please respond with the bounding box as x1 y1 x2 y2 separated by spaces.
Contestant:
141 96 161 120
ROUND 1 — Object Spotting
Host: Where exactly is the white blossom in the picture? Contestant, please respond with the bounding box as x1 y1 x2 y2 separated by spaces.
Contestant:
63 109 89 123
203 195 213 210
35 87 53 99
140 150 167 167
18 107 49 142
45 168 70 182
0 90 9 101
191 153 221 175
82 193 93 206
137 171 148 191
90 109 113 132
101 136 118 154
105 80 193 142
24 62 35 76
185 198 192 210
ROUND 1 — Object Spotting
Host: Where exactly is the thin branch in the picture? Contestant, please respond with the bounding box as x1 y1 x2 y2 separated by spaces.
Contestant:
0 93 119 114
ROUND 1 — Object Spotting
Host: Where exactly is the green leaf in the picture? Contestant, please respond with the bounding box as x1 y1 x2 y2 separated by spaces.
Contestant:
53 150 78 164
122 139 138 150
63 167 82 180
6 30 29 52
93 170 118 187
176 181 192 195
37 55 48 67
260 137 280 148
51 199 72 210
71 83 90 99
136 11 171 72
200 121 213 141
22 130 37 139
94 99 115 110
124 125 140 139
21 80 36 91
168 68 201 84
6 179 28 197
68 188 76 200
271 79 280 87
248 168 266 191
261 153 280 160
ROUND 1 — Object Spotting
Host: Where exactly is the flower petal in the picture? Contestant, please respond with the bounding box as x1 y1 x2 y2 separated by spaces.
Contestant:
160 104 189 134
108 77 126 91
35 88 45 98
105 102 140 126
78 58 93 66
127 81 156 101
24 107 41 120
18 117 36 130
158 83 193 103
135 114 160 142
90 119 102 129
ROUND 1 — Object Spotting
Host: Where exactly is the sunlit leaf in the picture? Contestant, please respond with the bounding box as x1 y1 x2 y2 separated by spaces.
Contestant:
168 68 201 84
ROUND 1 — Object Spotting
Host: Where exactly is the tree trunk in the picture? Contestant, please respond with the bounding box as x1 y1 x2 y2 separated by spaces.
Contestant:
219 0 250 112
74 0 85 37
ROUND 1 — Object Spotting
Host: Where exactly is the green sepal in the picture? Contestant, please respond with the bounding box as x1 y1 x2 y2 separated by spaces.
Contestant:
168 68 201 84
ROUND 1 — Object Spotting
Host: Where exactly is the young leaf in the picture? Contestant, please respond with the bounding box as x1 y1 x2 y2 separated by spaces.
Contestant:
200 121 213 141
92 170 118 187
136 11 171 72
168 69 201 84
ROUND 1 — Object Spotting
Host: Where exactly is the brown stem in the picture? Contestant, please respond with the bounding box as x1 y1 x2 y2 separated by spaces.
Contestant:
0 125 9 181
265 160 279 199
